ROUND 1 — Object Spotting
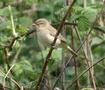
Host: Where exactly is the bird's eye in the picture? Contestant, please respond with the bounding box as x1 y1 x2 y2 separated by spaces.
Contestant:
39 22 44 25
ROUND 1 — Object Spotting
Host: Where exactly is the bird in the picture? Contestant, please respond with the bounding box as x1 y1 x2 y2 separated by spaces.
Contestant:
32 18 77 56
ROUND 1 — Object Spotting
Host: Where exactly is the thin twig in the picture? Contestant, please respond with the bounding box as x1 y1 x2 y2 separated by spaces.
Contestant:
0 68 22 89
64 23 105 34
3 64 15 88
71 26 80 90
12 45 22 63
66 56 105 89
75 26 96 89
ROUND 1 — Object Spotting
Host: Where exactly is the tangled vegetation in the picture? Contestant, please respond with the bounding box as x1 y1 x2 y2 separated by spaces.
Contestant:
0 0 105 90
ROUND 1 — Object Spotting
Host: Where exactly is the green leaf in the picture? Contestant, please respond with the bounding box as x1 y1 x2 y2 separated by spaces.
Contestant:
0 21 8 30
13 59 35 80
81 88 94 90
78 16 90 31
91 37 103 46
36 48 62 60
17 25 28 34
82 7 98 22
0 6 18 16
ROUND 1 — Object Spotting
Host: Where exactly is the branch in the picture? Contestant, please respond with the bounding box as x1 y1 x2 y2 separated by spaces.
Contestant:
93 26 105 34
0 29 36 50
64 22 105 34
34 0 77 90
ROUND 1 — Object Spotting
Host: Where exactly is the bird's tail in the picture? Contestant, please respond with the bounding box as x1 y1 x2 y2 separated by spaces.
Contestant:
61 42 77 56
66 46 77 56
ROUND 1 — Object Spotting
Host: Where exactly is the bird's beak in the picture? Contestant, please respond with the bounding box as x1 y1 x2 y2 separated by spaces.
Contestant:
28 23 37 33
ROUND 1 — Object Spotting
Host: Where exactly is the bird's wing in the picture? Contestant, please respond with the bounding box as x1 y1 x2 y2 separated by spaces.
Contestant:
48 25 67 43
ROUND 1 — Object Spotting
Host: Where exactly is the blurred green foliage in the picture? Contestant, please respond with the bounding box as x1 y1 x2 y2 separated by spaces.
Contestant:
0 0 105 90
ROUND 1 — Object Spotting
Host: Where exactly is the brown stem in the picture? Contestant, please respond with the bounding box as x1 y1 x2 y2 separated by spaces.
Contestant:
71 26 80 90
74 26 96 89
64 22 105 34
60 26 66 90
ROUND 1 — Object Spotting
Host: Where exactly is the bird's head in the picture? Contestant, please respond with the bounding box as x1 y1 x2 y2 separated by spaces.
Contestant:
32 18 50 28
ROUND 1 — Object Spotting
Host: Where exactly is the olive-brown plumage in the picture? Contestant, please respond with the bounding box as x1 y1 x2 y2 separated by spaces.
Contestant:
32 18 77 56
